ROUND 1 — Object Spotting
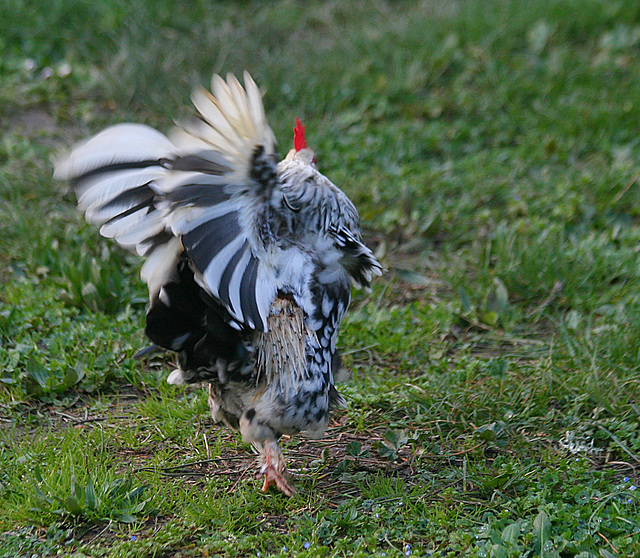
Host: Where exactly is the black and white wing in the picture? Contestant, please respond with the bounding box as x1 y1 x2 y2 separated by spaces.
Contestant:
55 72 281 332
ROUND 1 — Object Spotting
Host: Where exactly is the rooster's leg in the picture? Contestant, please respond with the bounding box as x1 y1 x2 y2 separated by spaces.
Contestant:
256 439 296 497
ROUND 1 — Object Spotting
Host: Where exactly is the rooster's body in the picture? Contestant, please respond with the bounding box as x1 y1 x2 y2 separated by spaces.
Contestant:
55 72 381 495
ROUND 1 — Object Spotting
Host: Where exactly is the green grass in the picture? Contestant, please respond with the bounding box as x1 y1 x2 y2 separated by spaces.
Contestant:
2 0 640 556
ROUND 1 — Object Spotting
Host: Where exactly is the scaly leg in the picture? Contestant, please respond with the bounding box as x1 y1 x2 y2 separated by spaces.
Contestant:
256 439 296 497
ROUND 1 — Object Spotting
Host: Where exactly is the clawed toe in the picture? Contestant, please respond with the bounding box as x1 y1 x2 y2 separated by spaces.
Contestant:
257 464 296 497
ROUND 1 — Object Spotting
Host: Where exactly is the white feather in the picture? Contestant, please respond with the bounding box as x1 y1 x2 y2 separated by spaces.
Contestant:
140 237 182 299
167 201 240 236
78 167 164 217
166 369 187 385
156 170 229 194
98 207 150 239
107 213 165 250
255 263 277 331
211 74 243 130
191 88 241 148
227 73 256 138
243 71 270 146
54 124 175 180
168 127 218 155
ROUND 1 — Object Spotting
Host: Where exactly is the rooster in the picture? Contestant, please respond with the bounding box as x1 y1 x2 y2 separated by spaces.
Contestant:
55 72 382 496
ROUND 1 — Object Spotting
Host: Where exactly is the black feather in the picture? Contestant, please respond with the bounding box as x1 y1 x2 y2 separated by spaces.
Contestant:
182 211 241 271
166 184 231 206
218 241 249 307
239 254 261 330
171 155 226 175
145 256 249 379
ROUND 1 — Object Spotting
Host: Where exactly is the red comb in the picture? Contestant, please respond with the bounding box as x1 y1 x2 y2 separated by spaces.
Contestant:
294 117 307 151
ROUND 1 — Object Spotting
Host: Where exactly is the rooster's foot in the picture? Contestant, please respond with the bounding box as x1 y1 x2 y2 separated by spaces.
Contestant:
256 439 296 497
